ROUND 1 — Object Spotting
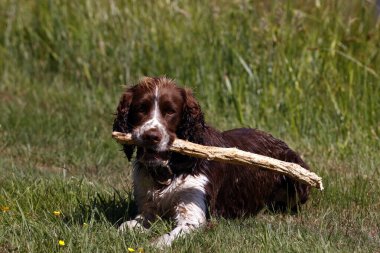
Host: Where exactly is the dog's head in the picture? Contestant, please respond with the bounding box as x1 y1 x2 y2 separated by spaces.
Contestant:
113 77 204 169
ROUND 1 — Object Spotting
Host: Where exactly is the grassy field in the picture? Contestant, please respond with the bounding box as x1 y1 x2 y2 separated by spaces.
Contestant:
1 0 380 252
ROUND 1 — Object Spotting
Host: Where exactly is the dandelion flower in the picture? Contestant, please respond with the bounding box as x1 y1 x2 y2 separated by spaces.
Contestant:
1 206 10 212
53 211 61 216
58 240 65 246
128 248 135 252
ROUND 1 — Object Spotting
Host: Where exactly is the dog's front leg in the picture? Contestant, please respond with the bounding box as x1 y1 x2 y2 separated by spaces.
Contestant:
153 191 208 248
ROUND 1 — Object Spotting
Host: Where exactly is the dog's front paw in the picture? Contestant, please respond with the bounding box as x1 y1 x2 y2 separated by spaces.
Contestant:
151 233 173 248
118 220 147 233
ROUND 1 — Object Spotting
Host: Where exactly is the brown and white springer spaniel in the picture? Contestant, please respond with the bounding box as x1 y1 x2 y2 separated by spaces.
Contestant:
113 77 310 247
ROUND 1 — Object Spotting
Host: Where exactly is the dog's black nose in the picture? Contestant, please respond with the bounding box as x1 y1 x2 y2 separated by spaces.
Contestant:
142 128 162 145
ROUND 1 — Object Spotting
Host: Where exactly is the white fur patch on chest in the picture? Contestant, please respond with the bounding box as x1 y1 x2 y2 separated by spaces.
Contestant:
133 166 208 217
156 174 208 205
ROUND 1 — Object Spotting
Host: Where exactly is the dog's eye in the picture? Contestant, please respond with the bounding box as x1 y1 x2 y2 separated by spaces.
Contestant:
136 104 148 114
164 108 176 116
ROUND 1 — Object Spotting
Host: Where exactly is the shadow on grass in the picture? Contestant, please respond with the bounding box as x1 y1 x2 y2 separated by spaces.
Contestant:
65 190 137 227
64 188 302 230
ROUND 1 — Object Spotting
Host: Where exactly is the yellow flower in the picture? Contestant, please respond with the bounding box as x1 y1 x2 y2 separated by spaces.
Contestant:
1 206 10 212
128 248 135 252
138 248 144 253
53 210 61 216
58 240 65 246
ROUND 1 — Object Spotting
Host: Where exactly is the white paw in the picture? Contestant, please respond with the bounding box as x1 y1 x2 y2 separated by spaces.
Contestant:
151 233 173 248
118 220 147 233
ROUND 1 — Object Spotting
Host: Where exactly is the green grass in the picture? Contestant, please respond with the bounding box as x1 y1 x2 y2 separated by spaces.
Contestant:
1 0 380 252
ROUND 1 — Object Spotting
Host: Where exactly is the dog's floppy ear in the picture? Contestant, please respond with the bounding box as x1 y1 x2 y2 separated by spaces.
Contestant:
113 88 135 161
177 88 205 143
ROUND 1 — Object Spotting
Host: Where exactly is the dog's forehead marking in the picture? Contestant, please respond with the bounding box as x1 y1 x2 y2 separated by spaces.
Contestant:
154 85 159 100
153 86 159 119
141 86 161 126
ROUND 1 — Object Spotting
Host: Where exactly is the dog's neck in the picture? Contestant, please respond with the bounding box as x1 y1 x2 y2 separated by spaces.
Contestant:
149 164 174 186
135 154 198 186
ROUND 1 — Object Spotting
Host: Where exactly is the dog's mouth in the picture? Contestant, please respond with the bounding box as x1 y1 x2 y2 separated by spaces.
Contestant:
139 148 170 166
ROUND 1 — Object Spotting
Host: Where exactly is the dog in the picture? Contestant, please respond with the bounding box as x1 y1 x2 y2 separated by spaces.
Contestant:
113 77 310 247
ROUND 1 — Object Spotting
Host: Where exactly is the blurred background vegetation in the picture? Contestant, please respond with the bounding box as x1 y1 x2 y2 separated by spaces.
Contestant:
0 0 379 252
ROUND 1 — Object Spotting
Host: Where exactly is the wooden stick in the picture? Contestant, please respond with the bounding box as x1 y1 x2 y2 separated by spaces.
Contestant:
112 131 323 190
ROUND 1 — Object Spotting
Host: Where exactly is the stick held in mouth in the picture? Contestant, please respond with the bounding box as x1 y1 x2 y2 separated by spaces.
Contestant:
112 131 323 190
